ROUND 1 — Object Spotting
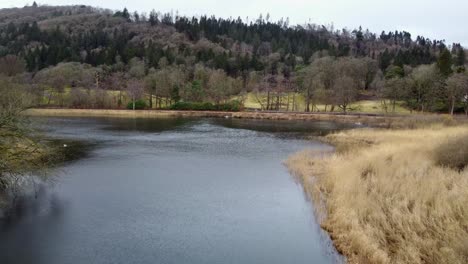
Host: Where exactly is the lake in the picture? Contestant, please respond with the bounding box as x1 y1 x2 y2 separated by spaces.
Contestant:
0 117 351 264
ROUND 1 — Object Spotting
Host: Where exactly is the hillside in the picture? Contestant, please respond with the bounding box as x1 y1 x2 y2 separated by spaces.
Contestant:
0 4 467 114
1 4 463 72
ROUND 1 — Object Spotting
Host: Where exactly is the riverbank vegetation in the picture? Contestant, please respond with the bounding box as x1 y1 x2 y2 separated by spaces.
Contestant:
287 124 468 264
0 4 467 115
0 76 55 213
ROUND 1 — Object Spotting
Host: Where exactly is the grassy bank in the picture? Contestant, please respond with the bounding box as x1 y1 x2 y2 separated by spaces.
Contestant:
287 125 468 264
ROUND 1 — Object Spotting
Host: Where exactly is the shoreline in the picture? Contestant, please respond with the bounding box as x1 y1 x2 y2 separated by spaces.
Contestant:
25 108 426 127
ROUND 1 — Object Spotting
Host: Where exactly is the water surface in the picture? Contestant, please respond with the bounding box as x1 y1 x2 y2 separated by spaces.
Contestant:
0 117 350 264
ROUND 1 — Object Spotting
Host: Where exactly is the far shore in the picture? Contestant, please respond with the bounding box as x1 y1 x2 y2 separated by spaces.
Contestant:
25 108 427 126
25 108 466 128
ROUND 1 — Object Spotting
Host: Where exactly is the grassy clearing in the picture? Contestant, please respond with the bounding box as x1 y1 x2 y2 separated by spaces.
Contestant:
242 92 410 114
348 100 410 114
41 89 411 114
286 125 468 264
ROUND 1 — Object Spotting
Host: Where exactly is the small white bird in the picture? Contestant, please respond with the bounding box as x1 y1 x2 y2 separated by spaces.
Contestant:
63 144 68 148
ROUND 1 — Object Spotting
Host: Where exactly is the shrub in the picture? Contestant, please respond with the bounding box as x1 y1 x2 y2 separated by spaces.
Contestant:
218 100 243 112
69 88 90 108
435 133 468 171
126 99 147 110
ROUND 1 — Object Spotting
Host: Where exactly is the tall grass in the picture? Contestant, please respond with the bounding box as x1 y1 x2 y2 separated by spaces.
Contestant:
287 125 468 264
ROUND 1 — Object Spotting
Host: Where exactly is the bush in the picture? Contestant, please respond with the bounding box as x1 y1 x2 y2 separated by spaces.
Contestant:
435 133 468 171
218 100 243 112
169 101 243 112
126 99 147 110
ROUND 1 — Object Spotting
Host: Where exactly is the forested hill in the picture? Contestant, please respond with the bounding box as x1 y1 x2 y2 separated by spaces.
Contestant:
0 4 465 73
1 4 467 114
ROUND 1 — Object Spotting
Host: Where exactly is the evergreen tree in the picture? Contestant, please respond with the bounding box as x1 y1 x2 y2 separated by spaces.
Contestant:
379 49 393 71
437 48 453 77
455 48 466 66
148 10 158 26
385 66 405 79
122 8 130 21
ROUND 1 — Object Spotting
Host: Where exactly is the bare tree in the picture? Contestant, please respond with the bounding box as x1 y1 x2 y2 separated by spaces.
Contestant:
446 73 468 115
0 55 26 77
126 79 144 110
333 75 358 113
0 76 52 207
104 72 127 108
380 77 408 113
408 64 443 112
297 64 322 112
207 69 232 104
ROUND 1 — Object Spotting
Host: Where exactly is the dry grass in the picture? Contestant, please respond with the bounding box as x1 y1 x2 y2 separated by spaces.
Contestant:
287 125 468 264
434 134 468 171
241 92 410 114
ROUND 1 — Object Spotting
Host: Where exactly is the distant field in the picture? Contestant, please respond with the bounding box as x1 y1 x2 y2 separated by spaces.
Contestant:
240 92 411 114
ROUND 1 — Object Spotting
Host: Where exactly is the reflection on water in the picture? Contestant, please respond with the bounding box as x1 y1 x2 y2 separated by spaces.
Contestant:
214 118 355 137
0 117 347 264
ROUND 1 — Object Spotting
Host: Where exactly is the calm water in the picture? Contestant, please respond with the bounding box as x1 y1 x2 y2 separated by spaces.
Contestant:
0 117 351 264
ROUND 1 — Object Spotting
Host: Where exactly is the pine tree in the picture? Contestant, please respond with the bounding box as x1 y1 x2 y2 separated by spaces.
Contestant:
122 8 130 21
437 48 453 77
455 48 466 66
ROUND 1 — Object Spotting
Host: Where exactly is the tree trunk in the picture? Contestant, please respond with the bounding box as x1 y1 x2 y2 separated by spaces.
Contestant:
276 94 280 111
266 91 270 110
450 97 455 115
47 92 52 105
292 93 296 112
59 93 64 107
118 90 122 108
149 93 153 109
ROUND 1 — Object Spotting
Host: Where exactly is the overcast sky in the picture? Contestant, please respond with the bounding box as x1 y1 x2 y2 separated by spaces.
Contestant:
2 0 467 46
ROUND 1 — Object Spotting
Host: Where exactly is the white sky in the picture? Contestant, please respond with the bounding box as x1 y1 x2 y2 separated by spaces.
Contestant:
2 0 467 47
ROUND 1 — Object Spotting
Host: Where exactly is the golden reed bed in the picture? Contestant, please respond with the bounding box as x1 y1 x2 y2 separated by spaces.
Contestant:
287 125 468 264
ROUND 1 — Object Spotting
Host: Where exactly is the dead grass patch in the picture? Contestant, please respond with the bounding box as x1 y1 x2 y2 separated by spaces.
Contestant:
287 125 468 264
